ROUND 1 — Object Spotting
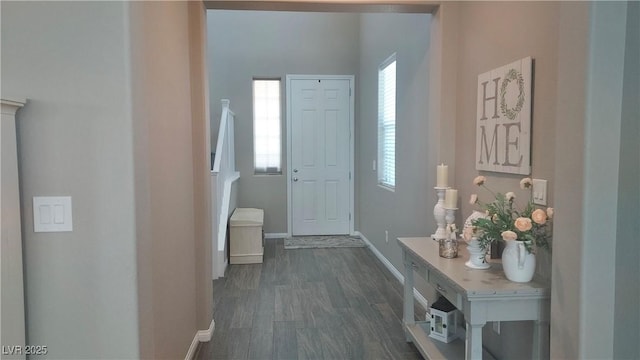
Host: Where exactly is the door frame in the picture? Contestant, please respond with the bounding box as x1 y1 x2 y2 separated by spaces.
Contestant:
285 74 355 237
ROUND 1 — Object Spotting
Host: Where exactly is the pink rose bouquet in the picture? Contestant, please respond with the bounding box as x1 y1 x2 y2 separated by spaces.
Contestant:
470 176 553 254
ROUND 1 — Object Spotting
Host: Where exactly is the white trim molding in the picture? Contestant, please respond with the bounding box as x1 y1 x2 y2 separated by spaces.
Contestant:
355 231 429 311
2 98 28 358
185 319 215 360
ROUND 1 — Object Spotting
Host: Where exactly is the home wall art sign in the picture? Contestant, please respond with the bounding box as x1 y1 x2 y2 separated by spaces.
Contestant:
475 57 532 175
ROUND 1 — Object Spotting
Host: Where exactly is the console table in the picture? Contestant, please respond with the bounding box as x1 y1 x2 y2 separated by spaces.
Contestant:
398 237 549 360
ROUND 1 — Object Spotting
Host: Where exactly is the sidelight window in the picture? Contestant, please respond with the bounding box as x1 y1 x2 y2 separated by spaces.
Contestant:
378 54 396 189
253 79 282 174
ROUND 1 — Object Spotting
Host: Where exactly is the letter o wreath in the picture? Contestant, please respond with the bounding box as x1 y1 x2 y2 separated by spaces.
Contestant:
500 69 525 120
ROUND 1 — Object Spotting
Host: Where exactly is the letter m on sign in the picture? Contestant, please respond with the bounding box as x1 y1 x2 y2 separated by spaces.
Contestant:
475 57 532 175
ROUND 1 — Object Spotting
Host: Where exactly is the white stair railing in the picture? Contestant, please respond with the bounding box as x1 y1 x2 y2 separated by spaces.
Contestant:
211 99 239 279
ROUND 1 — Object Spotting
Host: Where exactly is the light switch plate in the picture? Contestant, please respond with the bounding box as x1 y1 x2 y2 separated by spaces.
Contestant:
33 196 73 232
532 179 547 206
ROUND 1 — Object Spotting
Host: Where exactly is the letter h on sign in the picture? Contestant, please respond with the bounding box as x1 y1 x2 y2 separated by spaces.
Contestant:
480 77 501 121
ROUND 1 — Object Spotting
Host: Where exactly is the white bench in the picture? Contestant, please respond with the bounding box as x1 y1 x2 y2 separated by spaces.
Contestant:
229 208 264 264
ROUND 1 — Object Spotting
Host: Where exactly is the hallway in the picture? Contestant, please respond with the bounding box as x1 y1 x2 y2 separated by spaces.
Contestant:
196 239 425 359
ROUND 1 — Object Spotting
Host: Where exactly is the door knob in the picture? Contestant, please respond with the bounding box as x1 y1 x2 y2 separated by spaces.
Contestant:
293 177 299 182
293 169 298 173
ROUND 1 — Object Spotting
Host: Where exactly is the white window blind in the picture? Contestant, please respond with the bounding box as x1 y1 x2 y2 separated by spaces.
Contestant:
253 79 282 174
378 55 396 189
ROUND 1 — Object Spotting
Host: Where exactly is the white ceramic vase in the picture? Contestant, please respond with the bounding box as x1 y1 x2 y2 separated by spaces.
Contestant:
501 238 536 283
465 237 490 269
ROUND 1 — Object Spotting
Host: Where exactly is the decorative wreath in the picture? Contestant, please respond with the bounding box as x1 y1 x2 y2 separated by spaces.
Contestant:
500 69 525 120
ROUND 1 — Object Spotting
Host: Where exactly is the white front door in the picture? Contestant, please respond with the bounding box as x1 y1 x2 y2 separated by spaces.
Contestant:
289 77 352 235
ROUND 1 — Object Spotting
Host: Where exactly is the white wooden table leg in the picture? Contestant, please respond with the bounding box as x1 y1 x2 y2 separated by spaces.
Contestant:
465 321 484 360
403 258 415 341
532 320 549 360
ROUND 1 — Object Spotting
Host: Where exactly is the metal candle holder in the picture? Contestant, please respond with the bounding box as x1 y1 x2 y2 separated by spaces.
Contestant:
439 207 459 258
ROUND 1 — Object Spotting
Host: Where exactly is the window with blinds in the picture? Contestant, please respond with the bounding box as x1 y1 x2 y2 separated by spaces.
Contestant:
378 54 396 189
253 79 282 174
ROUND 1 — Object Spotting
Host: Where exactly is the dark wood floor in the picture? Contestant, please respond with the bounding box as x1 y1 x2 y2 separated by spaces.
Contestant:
195 239 426 360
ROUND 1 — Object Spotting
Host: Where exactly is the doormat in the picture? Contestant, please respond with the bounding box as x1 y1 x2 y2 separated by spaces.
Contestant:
284 235 366 249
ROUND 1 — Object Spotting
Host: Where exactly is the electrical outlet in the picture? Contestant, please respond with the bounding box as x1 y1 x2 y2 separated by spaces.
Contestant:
532 179 548 206
385 230 389 243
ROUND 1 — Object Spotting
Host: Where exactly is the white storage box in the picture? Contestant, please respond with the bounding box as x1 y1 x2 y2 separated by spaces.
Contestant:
230 208 264 264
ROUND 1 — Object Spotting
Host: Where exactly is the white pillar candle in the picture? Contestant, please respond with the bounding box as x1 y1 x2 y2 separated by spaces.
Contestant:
437 164 448 188
445 189 458 208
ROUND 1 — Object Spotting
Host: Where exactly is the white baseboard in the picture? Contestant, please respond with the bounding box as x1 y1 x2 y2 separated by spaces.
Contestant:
197 318 215 342
185 319 215 360
354 231 429 311
264 232 288 239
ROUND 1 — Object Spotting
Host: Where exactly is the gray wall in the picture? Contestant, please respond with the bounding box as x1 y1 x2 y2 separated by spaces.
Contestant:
454 2 559 282
2 2 213 358
130 2 213 358
188 1 216 334
436 3 637 358
207 10 360 233
450 2 560 357
1 2 139 358
614 1 639 358
355 12 433 297
550 2 590 357
613 2 640 359
545 2 638 358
